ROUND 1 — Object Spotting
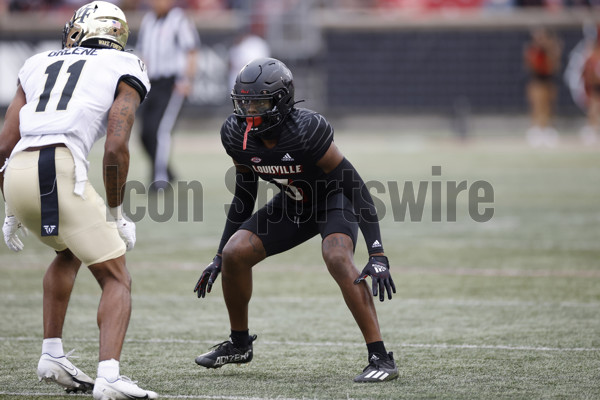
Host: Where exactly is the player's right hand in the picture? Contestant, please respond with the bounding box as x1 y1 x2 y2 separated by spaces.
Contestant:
3 215 27 252
109 206 136 251
115 216 136 251
194 255 222 298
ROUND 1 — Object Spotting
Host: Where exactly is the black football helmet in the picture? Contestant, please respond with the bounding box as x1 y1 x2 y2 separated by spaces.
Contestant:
231 57 295 142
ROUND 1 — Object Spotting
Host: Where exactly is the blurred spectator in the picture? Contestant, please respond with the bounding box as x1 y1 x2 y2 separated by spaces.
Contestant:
186 0 225 10
483 0 515 11
564 0 600 6
8 0 50 11
523 27 562 147
580 31 600 144
376 0 484 10
515 0 544 5
135 0 200 190
7 0 130 12
228 25 271 90
564 20 597 112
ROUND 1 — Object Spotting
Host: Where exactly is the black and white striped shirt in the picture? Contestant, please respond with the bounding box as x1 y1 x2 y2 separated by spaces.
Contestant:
135 7 199 81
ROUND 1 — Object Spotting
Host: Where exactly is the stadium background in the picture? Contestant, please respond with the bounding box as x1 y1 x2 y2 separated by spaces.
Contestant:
1 2 599 400
1 1 600 131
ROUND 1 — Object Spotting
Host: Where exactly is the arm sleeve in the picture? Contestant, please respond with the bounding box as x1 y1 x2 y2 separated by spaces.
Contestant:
119 75 148 103
325 157 384 255
217 169 258 254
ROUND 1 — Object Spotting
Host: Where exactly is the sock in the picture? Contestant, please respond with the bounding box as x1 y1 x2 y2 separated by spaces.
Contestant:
42 338 64 358
230 329 250 348
366 341 388 360
98 359 120 382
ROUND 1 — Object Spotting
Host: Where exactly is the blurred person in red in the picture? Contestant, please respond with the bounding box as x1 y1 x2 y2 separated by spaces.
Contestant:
580 31 600 145
523 27 562 147
186 0 225 10
376 0 484 10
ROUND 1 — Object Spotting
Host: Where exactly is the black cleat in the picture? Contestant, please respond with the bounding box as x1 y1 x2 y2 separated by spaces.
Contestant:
354 352 399 382
195 334 257 368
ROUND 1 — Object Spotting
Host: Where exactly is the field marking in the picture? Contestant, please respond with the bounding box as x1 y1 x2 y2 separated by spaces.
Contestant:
3 260 600 278
2 293 599 308
1 336 598 352
397 267 600 278
0 393 310 400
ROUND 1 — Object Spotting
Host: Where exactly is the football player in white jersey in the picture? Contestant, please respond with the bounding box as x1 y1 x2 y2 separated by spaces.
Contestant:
0 2 157 399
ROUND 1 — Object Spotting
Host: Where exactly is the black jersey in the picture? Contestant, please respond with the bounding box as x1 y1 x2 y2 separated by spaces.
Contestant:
221 108 335 208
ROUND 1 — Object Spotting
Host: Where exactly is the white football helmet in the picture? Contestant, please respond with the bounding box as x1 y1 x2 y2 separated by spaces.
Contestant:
62 1 129 51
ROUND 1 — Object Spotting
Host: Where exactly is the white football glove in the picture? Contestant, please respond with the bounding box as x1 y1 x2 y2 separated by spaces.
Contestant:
3 214 27 252
110 206 136 251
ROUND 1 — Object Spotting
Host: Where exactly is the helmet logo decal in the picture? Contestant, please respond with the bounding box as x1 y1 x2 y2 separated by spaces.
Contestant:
74 4 95 23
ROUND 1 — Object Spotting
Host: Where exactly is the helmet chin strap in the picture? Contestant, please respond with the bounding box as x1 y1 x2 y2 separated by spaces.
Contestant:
243 116 263 150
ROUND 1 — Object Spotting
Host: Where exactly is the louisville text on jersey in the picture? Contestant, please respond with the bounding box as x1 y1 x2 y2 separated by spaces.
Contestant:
251 164 302 175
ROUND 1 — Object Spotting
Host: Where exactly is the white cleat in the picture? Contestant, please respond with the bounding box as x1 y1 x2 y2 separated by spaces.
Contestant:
93 376 158 400
37 350 95 393
526 126 544 148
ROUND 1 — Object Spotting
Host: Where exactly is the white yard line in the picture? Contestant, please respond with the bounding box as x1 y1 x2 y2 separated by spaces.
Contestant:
0 394 311 400
2 293 599 308
0 336 598 352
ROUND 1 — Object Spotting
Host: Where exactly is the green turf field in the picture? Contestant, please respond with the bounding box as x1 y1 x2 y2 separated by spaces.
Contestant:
1 128 599 399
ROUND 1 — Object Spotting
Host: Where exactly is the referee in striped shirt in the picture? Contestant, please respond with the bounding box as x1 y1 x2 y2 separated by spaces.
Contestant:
135 0 200 190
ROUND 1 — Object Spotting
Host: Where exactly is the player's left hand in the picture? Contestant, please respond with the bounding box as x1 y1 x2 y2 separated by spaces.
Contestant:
354 255 396 302
3 215 27 252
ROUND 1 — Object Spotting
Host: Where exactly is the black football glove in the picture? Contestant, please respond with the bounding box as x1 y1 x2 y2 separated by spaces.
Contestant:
194 255 222 298
354 255 396 302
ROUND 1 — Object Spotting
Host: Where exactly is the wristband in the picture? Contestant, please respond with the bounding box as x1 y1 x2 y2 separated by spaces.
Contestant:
5 202 13 217
109 205 123 220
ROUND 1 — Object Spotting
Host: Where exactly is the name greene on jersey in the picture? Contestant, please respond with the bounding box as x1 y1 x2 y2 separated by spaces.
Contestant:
251 164 302 175
48 47 99 57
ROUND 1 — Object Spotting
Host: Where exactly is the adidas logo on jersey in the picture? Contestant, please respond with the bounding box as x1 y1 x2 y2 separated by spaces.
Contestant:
371 240 381 248
281 153 294 161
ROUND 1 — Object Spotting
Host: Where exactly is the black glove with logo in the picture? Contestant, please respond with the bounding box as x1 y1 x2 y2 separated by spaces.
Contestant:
194 255 222 298
354 255 396 302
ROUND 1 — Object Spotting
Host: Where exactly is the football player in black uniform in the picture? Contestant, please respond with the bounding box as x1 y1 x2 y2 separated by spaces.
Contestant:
194 57 398 382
